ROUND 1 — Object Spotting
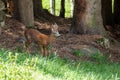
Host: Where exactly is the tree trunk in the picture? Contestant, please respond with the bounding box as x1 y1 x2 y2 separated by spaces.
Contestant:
33 0 55 22
70 0 106 35
101 0 113 26
12 0 20 19
18 0 34 26
59 0 65 18
50 0 55 15
33 0 44 17
114 0 120 24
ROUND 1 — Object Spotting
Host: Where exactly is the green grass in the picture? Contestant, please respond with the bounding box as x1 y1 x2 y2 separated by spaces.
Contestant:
0 48 120 80
73 49 109 63
42 0 71 18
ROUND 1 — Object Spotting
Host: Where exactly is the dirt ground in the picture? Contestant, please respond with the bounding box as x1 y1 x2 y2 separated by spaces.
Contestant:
0 18 120 62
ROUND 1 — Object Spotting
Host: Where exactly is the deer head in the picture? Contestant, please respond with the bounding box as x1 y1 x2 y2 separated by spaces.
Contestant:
51 23 61 37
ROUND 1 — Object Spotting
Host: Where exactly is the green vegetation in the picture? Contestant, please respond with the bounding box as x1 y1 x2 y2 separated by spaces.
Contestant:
73 49 109 63
42 0 71 18
0 48 120 80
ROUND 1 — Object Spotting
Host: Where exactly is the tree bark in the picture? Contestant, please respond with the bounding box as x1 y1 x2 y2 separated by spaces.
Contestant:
18 0 34 26
12 0 19 19
70 0 106 35
33 0 56 22
33 0 43 17
59 0 65 18
50 0 55 15
114 0 120 24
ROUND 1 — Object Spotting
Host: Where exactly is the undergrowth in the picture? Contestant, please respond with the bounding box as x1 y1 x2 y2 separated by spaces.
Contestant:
73 49 110 63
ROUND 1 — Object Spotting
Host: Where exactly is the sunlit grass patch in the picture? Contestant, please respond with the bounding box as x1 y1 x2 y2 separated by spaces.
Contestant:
0 48 120 80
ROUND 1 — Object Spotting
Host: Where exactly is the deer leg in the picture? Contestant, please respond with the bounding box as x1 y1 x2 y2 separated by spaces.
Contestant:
25 41 31 53
44 46 47 56
41 45 48 57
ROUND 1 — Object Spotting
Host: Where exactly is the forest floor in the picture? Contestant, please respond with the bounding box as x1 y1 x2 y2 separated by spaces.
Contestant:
0 18 120 62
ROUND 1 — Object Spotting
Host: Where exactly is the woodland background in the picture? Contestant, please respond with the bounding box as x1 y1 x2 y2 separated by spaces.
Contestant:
0 0 120 80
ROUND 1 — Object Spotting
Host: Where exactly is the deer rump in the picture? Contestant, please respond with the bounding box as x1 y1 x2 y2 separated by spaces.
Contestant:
25 29 50 46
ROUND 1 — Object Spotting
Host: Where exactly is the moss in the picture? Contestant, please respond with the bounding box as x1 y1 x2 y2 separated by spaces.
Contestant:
88 15 96 28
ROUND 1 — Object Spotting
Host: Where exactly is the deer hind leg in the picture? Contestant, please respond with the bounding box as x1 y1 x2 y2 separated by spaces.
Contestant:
41 45 47 57
44 46 48 56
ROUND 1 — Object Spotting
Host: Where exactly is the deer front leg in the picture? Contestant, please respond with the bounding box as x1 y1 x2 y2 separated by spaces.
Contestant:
44 46 48 56
40 46 45 56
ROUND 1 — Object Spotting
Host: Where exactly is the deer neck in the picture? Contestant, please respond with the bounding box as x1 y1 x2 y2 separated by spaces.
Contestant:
49 33 56 43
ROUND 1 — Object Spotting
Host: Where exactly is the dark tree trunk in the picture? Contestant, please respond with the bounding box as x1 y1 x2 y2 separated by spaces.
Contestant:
101 0 113 26
114 0 120 24
59 0 65 18
70 0 106 35
33 0 56 22
12 0 20 19
18 0 34 26
33 0 44 17
13 0 43 20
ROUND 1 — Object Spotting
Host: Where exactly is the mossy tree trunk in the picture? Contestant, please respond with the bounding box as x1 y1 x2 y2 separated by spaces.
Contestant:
70 0 106 35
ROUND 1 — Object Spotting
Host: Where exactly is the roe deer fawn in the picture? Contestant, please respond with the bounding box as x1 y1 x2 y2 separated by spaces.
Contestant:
24 24 60 56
